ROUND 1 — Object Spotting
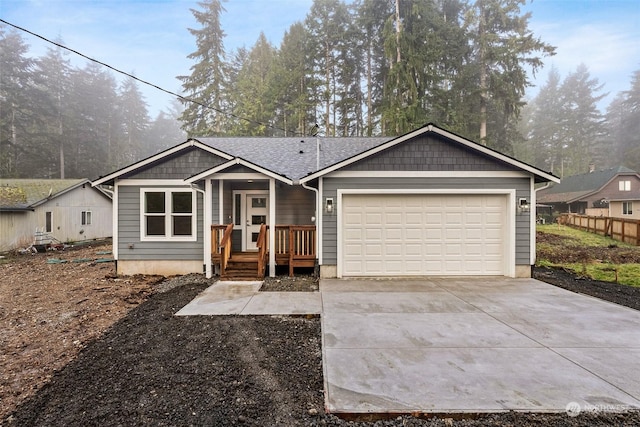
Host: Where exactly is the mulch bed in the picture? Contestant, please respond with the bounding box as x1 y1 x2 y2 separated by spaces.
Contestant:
4 273 640 426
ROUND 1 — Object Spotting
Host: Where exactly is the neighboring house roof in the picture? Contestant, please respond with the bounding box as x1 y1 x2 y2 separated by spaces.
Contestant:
0 179 110 211
538 166 638 204
93 123 559 186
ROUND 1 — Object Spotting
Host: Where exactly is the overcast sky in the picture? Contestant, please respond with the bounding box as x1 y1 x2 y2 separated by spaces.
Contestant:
2 0 639 117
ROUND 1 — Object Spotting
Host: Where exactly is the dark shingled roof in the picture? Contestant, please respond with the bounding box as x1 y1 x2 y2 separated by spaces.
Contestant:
538 166 638 203
196 136 392 180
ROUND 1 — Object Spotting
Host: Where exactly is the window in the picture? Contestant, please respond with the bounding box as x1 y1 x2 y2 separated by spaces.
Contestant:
623 201 633 215
141 189 196 241
619 180 631 191
81 211 92 225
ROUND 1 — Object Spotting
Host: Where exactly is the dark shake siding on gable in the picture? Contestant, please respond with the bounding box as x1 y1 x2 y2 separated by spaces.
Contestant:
342 135 519 172
321 177 532 266
127 148 228 180
118 185 204 261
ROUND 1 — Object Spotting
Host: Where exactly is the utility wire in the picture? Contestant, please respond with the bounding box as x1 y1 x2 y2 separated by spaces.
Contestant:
0 18 304 137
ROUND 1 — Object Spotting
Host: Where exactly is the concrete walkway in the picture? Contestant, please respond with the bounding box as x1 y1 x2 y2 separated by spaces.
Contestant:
175 277 640 414
175 281 322 315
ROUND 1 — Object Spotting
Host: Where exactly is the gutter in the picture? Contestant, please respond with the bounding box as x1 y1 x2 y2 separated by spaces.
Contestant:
301 181 321 269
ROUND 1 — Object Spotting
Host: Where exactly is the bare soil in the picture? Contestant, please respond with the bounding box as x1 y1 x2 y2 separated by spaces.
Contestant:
536 231 640 264
2 242 639 426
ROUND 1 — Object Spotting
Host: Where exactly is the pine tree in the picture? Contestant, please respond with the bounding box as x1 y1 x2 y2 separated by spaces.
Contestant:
0 28 37 177
465 0 555 151
178 0 228 136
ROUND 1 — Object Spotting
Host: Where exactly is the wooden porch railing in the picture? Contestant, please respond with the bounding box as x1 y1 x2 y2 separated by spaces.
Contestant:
256 224 268 279
210 224 316 277
273 225 316 276
211 224 233 276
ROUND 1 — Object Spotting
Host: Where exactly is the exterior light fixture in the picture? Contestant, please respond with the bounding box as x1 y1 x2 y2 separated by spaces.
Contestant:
518 197 530 213
325 197 334 213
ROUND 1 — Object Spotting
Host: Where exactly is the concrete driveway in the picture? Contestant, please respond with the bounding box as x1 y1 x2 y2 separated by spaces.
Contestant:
321 277 640 414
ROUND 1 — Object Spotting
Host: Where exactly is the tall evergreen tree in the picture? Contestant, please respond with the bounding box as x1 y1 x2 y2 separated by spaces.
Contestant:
118 75 150 164
305 0 352 136
609 69 640 172
355 0 393 135
34 42 73 178
557 64 606 176
178 0 228 136
268 22 314 136
0 28 38 177
464 0 555 151
230 33 277 135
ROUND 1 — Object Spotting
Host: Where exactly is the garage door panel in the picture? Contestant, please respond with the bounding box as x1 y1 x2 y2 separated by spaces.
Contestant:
342 194 507 276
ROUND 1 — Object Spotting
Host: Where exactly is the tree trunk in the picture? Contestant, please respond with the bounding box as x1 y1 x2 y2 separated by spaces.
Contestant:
478 0 487 145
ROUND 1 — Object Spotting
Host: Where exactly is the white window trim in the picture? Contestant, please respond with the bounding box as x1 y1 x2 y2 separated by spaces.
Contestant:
81 210 92 226
140 188 197 242
619 180 631 191
622 201 633 215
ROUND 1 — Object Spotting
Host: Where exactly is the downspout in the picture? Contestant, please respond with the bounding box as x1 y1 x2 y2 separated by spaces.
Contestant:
190 184 208 277
532 181 553 268
301 181 321 272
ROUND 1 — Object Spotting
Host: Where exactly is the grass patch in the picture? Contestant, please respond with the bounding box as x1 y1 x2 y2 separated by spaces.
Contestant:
537 224 634 248
537 224 640 287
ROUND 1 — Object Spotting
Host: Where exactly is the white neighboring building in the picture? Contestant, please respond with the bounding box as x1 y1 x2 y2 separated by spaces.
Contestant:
0 179 112 252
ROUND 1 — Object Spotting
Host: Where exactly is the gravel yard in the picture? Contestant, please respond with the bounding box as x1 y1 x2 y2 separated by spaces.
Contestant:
2 244 639 426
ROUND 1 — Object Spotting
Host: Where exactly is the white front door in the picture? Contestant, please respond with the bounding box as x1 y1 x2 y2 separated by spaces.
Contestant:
245 194 268 251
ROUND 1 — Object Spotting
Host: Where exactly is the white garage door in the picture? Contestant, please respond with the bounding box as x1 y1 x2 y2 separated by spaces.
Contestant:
341 194 507 276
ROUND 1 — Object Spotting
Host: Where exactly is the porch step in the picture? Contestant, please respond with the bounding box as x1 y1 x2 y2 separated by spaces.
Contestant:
221 255 261 281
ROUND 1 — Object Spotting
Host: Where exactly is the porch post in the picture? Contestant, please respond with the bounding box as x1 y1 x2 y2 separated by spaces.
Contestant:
204 178 213 278
269 178 276 277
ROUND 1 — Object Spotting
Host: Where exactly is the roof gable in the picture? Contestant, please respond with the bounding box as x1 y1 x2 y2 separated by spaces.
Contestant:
92 140 233 186
300 124 559 183
538 166 639 203
0 179 98 210
340 132 520 173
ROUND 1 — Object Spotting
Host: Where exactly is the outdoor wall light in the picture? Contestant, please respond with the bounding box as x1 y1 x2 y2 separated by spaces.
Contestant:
325 197 334 213
518 197 530 213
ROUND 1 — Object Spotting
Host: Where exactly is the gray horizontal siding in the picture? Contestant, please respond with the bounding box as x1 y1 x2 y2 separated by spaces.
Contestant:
118 185 203 261
276 185 315 224
322 177 531 266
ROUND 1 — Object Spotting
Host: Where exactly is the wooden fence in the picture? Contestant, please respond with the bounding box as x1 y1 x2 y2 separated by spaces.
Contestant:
558 214 640 246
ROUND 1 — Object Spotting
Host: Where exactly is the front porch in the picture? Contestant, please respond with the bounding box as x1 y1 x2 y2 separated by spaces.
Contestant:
211 224 316 280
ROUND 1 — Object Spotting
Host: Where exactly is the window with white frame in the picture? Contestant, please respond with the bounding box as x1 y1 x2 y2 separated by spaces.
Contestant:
81 211 92 225
619 180 631 191
623 201 633 215
141 189 196 241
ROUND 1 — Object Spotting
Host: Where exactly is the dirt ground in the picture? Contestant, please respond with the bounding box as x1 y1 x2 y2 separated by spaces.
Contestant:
2 242 639 426
0 242 163 421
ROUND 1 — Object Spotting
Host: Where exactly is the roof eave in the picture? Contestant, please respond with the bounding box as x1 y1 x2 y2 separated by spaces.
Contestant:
185 157 294 185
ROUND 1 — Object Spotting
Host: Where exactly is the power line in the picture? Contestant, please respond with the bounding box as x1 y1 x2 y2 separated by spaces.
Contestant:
0 18 303 137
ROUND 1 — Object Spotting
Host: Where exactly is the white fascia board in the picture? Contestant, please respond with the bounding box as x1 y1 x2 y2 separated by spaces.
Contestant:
325 171 529 179
185 157 293 185
92 139 233 187
299 124 559 184
116 179 190 187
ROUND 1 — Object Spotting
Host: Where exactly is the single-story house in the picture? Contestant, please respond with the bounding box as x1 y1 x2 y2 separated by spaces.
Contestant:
537 166 640 216
0 179 113 252
92 124 558 279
